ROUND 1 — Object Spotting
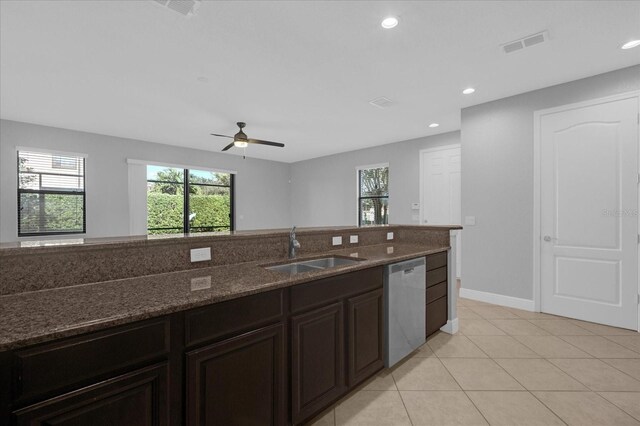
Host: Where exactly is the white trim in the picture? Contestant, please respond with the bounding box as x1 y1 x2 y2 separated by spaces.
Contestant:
127 158 236 175
16 146 88 158
440 318 459 334
459 288 535 312
532 90 640 330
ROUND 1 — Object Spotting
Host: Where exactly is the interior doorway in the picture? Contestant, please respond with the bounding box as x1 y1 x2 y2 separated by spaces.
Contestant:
420 145 462 277
534 92 639 330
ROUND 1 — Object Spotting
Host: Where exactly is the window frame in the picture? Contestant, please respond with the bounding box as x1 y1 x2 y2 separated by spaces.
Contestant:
356 163 389 226
17 149 87 237
146 167 235 234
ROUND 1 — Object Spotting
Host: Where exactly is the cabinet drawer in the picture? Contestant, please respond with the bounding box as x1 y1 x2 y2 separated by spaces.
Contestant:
426 266 447 288
426 252 447 271
426 296 448 337
185 289 284 347
14 318 170 402
14 363 169 426
290 267 383 314
426 282 447 304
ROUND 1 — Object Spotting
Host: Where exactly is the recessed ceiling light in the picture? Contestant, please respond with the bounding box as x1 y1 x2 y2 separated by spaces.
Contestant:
462 87 475 95
428 123 439 128
621 40 640 49
381 17 399 29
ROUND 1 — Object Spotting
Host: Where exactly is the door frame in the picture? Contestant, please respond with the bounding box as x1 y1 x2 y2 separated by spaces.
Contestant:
419 144 462 278
532 91 640 331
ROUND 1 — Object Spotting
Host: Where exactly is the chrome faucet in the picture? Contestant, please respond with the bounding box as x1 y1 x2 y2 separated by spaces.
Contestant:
289 226 301 258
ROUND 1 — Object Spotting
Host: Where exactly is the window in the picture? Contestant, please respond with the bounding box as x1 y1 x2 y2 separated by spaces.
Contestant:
18 150 86 236
146 165 234 234
51 155 78 170
358 165 389 226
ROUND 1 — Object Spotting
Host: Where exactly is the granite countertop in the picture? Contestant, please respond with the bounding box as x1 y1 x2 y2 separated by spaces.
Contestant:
0 224 460 255
0 243 448 351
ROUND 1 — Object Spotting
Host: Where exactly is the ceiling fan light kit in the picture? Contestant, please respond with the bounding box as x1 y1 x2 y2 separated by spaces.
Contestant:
210 122 285 156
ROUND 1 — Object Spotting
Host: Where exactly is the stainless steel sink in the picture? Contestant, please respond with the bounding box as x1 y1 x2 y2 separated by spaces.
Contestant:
265 263 323 275
264 256 362 275
300 257 361 269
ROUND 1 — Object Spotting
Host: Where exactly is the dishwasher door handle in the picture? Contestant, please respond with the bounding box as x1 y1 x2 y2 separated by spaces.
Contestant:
403 268 415 274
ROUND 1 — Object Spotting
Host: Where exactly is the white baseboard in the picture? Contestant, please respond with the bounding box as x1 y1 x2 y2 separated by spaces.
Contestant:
440 318 459 335
459 288 535 312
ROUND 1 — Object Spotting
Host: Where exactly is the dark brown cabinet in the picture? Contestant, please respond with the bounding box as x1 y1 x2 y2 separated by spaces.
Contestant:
426 252 449 337
13 363 169 426
290 268 384 424
186 323 286 426
0 265 402 426
291 302 345 424
347 289 384 387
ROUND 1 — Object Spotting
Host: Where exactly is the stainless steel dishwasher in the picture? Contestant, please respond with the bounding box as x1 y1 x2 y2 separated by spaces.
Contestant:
384 257 426 367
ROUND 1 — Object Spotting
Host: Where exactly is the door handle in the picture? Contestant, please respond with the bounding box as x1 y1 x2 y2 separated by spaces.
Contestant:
543 235 557 242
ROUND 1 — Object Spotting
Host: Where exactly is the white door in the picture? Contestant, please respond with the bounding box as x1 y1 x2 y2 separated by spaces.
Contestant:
540 96 638 330
421 146 462 276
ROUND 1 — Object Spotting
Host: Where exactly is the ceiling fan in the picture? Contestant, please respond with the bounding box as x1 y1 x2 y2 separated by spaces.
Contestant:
211 122 285 152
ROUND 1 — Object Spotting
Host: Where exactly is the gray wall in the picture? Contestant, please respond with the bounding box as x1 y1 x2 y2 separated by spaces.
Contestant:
0 119 292 242
290 131 460 226
461 65 640 301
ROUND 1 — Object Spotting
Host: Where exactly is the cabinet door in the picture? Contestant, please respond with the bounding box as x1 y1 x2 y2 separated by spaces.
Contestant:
186 323 286 426
13 363 168 426
291 302 345 424
347 289 384 387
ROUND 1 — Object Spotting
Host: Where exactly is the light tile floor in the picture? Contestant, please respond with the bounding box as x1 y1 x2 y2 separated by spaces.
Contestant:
310 297 640 426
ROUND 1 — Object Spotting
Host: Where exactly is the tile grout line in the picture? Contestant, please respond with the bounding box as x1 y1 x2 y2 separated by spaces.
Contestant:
596 391 640 422
553 334 640 359
526 390 570 426
600 334 640 354
455 314 571 426
389 363 414 426
597 358 640 385
431 347 492 426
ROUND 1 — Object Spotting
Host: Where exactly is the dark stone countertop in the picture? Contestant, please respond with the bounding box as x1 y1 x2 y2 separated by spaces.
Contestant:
0 243 449 351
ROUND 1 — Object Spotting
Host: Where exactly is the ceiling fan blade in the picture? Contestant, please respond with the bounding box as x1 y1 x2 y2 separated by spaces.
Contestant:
211 133 233 139
247 138 285 148
221 142 235 151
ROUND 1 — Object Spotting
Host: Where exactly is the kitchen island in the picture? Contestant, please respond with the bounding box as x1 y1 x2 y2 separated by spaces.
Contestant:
0 225 460 425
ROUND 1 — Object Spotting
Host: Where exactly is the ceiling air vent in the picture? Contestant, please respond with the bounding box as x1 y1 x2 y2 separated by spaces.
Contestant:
501 31 548 54
151 0 200 17
369 97 394 109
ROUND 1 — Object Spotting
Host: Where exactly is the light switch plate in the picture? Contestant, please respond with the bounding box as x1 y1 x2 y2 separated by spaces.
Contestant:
332 236 342 246
350 235 358 244
411 202 420 210
190 247 211 262
464 216 476 226
387 232 394 240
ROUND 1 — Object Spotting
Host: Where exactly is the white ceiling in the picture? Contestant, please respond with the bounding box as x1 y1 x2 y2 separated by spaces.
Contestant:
1 1 639 163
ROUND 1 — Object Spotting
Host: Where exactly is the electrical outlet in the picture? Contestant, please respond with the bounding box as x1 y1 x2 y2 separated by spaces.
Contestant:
387 232 394 240
350 252 359 258
190 276 212 291
350 235 358 244
190 247 211 262
387 246 394 254
332 236 342 246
